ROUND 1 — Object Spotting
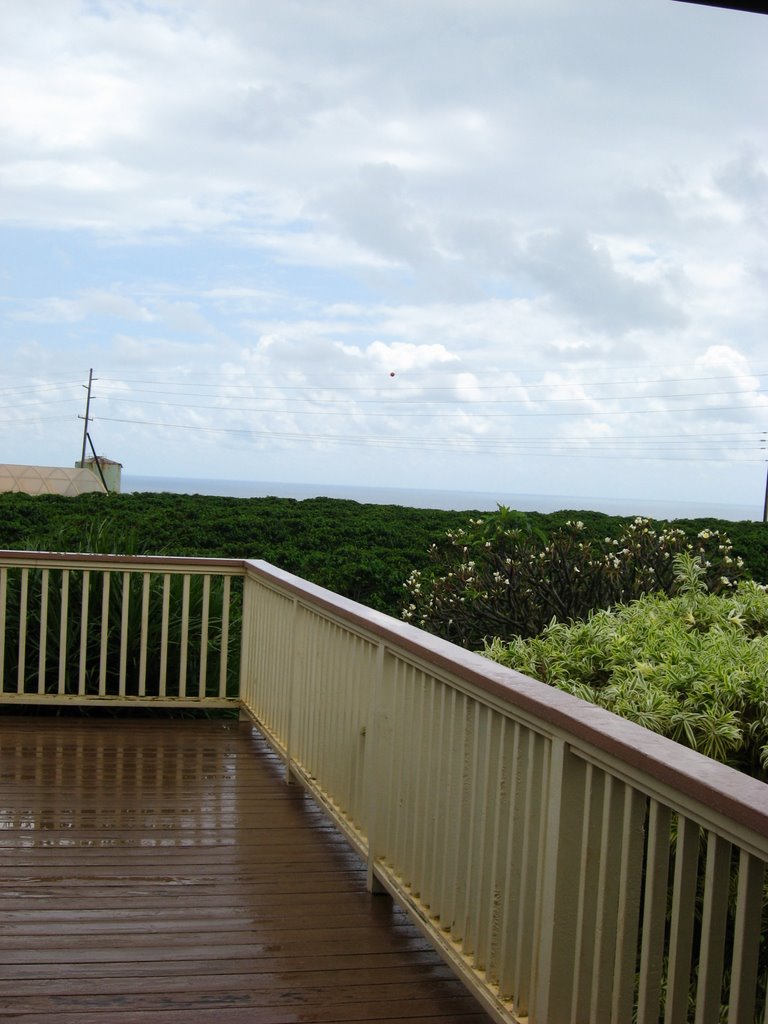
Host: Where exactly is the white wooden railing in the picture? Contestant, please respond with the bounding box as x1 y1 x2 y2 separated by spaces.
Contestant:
2 550 767 1024
0 551 241 707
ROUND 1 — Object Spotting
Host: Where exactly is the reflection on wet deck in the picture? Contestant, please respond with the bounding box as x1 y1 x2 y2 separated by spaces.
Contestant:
0 717 493 1023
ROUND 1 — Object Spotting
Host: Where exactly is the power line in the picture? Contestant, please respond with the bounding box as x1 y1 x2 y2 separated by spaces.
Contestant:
98 400 768 418
1 399 83 410
102 389 768 409
96 371 768 394
0 414 78 425
0 381 84 397
7 368 765 470
95 416 766 462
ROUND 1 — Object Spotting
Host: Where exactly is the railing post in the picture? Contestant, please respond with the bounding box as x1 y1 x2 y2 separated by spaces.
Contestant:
0 567 6 695
285 597 299 784
532 736 589 1023
237 571 254 719
17 568 29 694
364 642 387 894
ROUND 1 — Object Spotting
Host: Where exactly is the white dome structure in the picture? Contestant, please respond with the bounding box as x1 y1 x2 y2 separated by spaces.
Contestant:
0 464 107 496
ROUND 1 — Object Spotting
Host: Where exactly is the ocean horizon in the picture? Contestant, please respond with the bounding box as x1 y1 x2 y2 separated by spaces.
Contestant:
122 474 764 523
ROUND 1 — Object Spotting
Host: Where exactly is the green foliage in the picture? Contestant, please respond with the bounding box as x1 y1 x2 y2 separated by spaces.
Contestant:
0 491 473 615
671 517 768 586
1 491 766 624
486 569 768 779
403 510 748 648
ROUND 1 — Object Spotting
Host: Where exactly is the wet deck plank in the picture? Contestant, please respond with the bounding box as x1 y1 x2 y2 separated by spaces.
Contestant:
0 717 493 1023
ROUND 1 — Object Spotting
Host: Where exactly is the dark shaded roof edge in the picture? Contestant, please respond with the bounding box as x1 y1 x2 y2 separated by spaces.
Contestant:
672 0 768 14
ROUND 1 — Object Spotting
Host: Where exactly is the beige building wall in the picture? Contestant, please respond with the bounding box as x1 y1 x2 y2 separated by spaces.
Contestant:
0 464 107 496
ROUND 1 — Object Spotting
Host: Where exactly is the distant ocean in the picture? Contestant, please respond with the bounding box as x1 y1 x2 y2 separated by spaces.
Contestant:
122 475 764 523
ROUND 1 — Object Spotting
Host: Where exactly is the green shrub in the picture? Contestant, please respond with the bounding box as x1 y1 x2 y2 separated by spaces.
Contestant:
485 557 768 780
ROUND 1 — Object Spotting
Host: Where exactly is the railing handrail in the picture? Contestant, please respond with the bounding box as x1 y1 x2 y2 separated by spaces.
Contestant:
0 549 245 574
244 557 768 846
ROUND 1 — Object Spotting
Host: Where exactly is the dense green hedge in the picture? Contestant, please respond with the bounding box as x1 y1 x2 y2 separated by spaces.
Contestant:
0 491 472 615
1 491 766 618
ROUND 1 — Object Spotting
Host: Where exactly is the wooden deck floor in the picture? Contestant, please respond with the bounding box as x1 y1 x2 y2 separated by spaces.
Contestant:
0 717 494 1024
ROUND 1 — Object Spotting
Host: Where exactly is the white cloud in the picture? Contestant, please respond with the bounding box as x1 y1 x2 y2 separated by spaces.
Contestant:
14 291 154 324
1 0 767 510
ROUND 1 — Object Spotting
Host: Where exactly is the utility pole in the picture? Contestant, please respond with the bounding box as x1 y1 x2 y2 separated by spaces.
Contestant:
79 369 95 467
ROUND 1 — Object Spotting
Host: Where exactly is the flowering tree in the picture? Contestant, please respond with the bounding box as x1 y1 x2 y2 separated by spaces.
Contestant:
402 508 745 648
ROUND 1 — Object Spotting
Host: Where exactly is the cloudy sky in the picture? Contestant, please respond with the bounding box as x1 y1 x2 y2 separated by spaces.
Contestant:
2 0 767 513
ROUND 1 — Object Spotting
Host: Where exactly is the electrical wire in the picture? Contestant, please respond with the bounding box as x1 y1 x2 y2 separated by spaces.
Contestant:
7 368 765 468
101 388 768 409
0 381 84 397
95 416 766 462
96 370 768 391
